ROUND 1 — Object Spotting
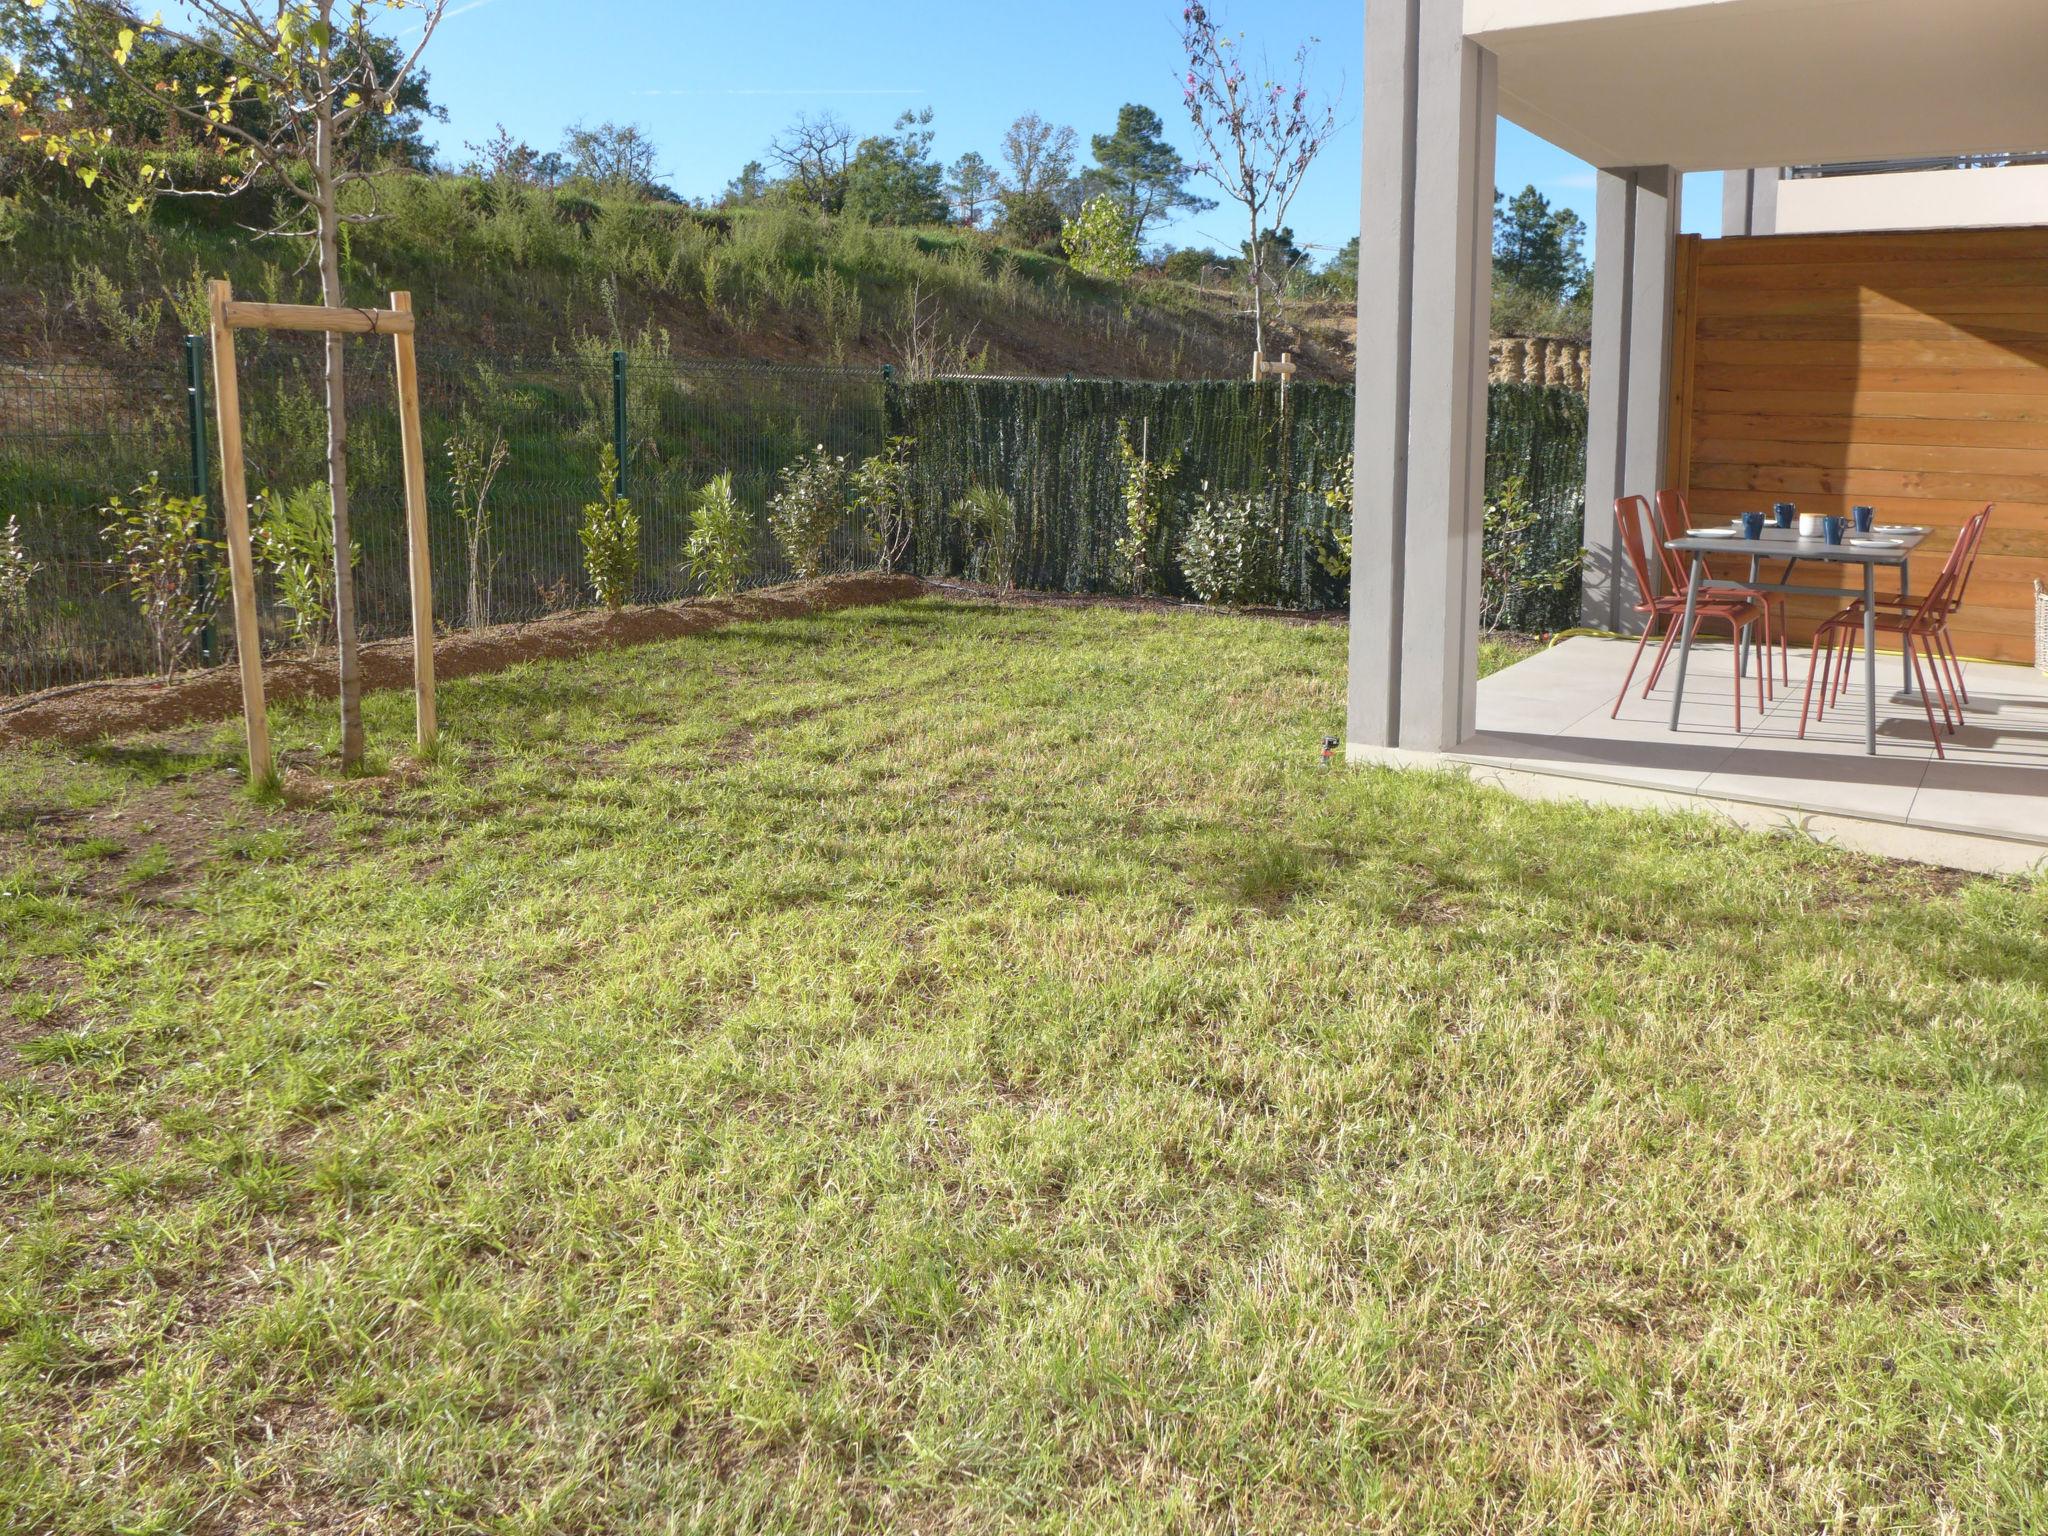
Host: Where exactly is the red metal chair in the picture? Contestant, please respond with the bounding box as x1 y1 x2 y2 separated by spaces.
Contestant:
1611 496 1768 730
1833 504 1991 708
1652 489 1788 696
1800 510 1988 759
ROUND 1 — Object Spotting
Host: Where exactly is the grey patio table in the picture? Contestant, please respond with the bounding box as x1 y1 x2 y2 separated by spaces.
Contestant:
1662 522 1932 755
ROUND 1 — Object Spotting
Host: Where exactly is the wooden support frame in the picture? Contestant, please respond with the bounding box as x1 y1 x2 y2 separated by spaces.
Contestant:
205 278 437 784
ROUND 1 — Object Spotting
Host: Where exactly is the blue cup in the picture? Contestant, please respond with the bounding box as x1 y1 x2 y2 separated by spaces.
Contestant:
1852 504 1875 533
1822 516 1847 546
1741 511 1766 540
1773 502 1797 528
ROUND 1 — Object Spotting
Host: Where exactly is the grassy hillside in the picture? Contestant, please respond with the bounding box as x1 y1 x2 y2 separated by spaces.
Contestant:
0 175 1354 382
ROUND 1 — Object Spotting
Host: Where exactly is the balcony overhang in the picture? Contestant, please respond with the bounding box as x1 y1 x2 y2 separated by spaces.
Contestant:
1463 0 2048 170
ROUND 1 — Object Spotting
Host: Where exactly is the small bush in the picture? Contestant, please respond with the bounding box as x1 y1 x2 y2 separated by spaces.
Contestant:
252 482 353 654
852 437 918 573
1115 423 1178 596
1315 451 1354 584
686 472 754 598
100 474 216 678
1480 471 1580 631
1180 484 1283 608
950 485 1016 590
70 261 162 353
0 513 41 635
768 446 849 580
580 443 640 610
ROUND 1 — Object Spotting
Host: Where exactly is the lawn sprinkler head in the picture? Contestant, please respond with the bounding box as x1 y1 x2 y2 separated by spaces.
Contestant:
1320 736 1339 763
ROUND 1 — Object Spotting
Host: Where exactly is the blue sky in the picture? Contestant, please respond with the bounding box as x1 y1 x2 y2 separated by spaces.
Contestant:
412 0 1721 259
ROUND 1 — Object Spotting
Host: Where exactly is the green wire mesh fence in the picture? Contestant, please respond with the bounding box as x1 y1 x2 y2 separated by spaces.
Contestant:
0 346 1588 695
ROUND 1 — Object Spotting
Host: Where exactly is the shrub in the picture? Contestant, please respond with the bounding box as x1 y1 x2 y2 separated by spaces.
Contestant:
0 513 41 634
70 261 162 352
997 190 1066 253
851 436 917 573
1180 483 1283 607
1115 423 1177 596
252 482 354 653
950 485 1016 589
1315 451 1354 583
768 446 849 580
580 443 640 610
686 472 754 598
1160 246 1225 284
1480 471 1580 631
100 474 217 678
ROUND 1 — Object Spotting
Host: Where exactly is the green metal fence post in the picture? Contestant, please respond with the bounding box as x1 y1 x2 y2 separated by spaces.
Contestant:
611 349 628 500
184 334 219 664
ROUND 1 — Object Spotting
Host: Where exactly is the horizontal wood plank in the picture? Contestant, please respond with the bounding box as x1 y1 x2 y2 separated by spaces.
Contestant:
1689 436 2048 480
1695 338 2048 371
1695 285 2048 321
1693 363 2048 396
1693 226 2048 268
1690 412 2048 451
1692 389 2048 424
222 300 415 336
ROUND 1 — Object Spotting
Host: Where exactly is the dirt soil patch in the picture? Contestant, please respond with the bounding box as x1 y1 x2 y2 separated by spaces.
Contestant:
0 573 926 748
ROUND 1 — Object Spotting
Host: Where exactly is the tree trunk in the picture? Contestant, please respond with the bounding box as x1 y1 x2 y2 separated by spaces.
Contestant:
1248 211 1267 367
314 91 363 768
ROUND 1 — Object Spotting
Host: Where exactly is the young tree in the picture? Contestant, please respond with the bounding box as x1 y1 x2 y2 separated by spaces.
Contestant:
1178 5 1339 362
1078 104 1212 246
7 0 449 769
1061 195 1139 280
945 150 999 227
769 111 854 213
1493 184 1589 301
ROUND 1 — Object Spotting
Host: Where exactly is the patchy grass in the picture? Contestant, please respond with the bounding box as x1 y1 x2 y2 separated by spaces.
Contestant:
1 599 2044 1534
1479 630 1547 677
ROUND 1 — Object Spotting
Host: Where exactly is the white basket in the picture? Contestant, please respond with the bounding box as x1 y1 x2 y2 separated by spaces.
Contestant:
2038 579 2048 676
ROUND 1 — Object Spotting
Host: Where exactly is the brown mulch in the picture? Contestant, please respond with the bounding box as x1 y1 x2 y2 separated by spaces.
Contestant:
0 573 927 748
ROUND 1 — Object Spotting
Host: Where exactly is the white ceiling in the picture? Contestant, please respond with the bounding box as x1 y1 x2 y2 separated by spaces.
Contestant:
1462 0 2048 170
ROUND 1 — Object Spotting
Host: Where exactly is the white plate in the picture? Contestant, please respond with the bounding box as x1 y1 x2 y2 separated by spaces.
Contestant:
1874 524 1923 533
1849 537 1904 548
1692 528 1739 538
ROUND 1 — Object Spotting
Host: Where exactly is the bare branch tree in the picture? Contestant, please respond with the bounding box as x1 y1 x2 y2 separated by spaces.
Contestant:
1178 4 1338 363
768 111 854 213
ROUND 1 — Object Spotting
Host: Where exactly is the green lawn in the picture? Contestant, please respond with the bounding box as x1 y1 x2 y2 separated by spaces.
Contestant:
3 599 2045 1533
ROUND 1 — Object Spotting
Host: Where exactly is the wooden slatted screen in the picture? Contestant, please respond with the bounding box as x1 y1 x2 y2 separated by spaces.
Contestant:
1667 225 2048 663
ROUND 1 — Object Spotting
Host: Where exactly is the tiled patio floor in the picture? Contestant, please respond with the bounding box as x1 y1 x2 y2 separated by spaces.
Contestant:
1399 636 2048 873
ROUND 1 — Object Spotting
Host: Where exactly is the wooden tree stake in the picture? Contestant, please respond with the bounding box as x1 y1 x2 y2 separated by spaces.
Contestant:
206 279 273 785
203 277 439 781
389 290 437 752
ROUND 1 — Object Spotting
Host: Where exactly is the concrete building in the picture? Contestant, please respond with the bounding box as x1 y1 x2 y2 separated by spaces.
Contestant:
1730 157 2048 238
1348 0 2048 872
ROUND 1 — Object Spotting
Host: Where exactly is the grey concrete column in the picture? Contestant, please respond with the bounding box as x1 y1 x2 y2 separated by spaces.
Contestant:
1348 0 1497 754
1581 165 1681 633
1721 168 1779 237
